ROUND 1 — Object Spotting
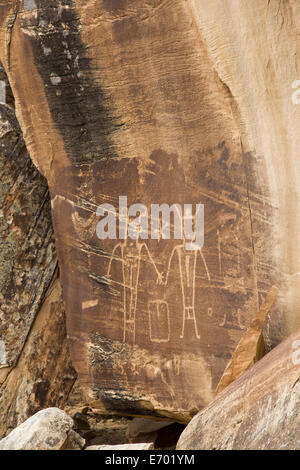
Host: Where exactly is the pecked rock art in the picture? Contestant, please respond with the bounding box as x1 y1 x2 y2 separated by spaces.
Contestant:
49 147 261 420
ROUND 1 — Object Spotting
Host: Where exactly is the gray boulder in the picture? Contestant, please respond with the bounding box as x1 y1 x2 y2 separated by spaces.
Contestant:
0 408 78 450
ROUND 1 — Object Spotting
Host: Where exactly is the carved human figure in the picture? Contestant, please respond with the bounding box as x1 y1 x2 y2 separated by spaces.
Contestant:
107 238 163 344
166 244 210 339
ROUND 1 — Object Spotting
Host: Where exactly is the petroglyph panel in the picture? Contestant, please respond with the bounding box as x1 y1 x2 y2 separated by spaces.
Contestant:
50 144 263 418
0 0 288 420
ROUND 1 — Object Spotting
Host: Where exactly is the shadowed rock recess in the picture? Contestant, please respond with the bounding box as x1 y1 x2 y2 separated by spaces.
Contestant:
0 0 299 429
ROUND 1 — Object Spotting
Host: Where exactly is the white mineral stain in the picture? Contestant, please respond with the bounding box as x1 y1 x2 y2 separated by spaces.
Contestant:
50 73 62 85
0 340 6 365
82 300 99 310
51 194 75 208
42 46 52 56
24 0 37 10
58 4 70 17
0 80 6 104
64 50 72 60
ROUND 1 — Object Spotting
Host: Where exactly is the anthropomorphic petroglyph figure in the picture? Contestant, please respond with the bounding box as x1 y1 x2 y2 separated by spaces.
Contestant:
219 307 245 330
107 238 163 345
166 244 210 339
162 206 210 339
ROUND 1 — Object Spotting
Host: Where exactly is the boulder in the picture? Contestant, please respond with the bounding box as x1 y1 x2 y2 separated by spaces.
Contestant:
177 330 300 450
0 408 76 450
63 429 86 450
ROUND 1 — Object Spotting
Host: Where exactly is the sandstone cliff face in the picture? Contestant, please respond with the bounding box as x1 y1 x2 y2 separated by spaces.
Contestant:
0 1 299 420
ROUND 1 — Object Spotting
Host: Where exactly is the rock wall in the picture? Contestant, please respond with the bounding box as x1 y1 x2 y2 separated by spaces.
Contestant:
0 1 299 420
